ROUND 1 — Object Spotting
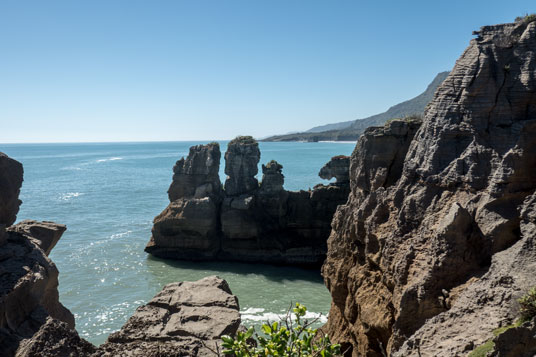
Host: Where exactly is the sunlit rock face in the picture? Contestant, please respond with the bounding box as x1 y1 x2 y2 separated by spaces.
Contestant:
322 20 536 356
98 276 241 357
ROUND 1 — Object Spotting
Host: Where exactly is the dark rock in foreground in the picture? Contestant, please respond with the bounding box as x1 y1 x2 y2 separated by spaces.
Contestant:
15 317 97 357
8 220 67 256
0 153 78 356
0 152 23 228
147 136 351 267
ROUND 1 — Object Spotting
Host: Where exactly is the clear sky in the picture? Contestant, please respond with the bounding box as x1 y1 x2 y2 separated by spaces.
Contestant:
1 1 534 143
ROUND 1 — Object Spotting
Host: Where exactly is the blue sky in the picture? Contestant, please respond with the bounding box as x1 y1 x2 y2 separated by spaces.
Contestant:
1 1 534 143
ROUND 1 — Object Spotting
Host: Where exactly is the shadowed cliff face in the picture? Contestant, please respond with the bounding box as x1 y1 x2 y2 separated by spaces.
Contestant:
0 153 87 356
322 21 536 356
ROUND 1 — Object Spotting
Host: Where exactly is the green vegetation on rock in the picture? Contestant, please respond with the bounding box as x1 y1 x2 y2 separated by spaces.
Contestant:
515 13 536 23
384 114 422 127
469 286 536 357
519 286 536 321
229 135 257 145
221 303 341 357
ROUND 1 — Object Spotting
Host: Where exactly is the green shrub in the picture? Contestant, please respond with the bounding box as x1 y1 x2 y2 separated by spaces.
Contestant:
515 13 536 23
519 287 536 321
220 303 341 356
229 135 257 145
384 114 422 127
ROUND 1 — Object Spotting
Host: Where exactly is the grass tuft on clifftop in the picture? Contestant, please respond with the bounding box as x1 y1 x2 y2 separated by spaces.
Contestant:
229 135 257 145
515 13 536 23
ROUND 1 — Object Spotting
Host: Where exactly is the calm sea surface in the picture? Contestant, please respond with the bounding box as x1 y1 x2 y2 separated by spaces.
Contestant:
1 141 355 345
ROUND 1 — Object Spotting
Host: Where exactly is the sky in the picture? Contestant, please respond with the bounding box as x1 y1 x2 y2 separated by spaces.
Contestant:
0 1 534 143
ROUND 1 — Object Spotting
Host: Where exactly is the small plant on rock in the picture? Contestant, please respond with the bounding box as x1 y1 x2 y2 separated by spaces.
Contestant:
518 286 536 321
515 13 536 23
221 303 341 356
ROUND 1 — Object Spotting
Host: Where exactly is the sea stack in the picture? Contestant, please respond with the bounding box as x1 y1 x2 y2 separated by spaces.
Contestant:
147 143 223 260
322 20 536 356
147 136 351 266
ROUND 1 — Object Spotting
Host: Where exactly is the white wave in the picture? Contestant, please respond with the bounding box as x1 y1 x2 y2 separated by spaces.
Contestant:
318 141 356 144
242 307 265 314
96 157 123 163
241 309 327 324
110 230 132 239
59 192 84 201
61 166 83 171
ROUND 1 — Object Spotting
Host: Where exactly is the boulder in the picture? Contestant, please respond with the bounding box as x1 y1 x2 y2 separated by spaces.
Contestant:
98 276 241 356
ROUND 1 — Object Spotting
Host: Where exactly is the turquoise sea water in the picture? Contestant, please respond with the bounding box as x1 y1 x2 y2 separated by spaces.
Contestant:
1 141 355 345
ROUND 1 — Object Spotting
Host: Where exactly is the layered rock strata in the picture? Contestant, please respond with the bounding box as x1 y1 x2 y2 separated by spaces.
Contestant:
147 136 351 266
98 276 241 356
322 20 536 356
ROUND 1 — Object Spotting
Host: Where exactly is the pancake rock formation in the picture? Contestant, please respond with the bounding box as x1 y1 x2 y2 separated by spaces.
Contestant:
322 19 536 356
147 136 351 267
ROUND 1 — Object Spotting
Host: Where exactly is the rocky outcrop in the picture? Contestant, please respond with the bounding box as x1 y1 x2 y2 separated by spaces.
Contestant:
8 220 67 256
15 317 97 357
147 137 351 266
322 20 536 356
0 153 23 229
98 275 241 356
0 153 78 356
146 143 222 260
319 155 350 184
167 142 222 202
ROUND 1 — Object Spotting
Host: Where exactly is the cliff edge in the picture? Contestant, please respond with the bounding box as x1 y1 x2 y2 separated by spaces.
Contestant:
322 19 536 356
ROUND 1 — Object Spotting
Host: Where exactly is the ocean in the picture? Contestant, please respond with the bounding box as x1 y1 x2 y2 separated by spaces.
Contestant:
1 140 355 345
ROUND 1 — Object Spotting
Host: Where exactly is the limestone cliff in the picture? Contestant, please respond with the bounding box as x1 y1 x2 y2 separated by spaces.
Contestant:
322 20 536 356
147 136 351 267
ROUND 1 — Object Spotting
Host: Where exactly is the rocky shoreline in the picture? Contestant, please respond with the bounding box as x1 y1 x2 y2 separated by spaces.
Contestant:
1 18 536 357
146 136 350 267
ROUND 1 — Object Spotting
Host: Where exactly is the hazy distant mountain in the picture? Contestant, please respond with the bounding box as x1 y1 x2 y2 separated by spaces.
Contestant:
263 71 449 142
